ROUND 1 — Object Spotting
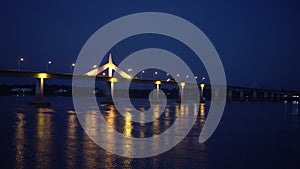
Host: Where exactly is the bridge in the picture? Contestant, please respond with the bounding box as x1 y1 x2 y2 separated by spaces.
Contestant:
0 54 299 105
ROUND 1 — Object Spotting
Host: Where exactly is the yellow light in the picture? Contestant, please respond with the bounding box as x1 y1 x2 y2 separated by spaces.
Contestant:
37 73 48 79
200 83 205 88
110 77 118 83
155 81 161 85
124 112 132 137
180 82 185 88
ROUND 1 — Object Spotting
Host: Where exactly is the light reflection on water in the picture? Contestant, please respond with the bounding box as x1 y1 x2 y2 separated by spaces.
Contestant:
11 100 205 169
66 114 78 169
36 109 53 169
4 96 300 169
14 113 26 169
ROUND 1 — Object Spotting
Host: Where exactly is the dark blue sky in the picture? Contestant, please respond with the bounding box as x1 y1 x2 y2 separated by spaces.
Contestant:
0 0 300 90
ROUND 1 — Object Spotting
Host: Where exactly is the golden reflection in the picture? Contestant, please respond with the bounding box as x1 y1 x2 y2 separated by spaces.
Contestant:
84 110 98 137
193 103 198 116
184 104 189 116
152 105 160 134
164 107 170 127
104 105 116 167
175 104 180 117
122 111 134 158
200 103 205 124
66 114 77 169
138 108 146 137
122 158 133 169
139 130 145 138
36 110 53 169
123 112 133 137
83 110 99 169
14 113 26 169
107 105 116 127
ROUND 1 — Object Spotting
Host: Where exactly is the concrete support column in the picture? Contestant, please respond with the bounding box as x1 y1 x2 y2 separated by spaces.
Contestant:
155 82 160 100
253 90 257 100
240 90 244 100
29 76 50 106
106 81 113 103
264 92 268 100
35 78 44 101
212 87 220 100
270 93 274 100
177 82 185 102
276 93 280 100
228 88 233 101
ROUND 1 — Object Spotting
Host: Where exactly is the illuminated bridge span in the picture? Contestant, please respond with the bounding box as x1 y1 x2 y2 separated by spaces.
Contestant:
0 54 298 105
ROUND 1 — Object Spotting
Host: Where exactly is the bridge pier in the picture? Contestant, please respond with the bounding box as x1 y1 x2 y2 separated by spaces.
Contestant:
240 90 244 100
276 93 281 100
264 91 269 100
176 82 185 103
270 93 274 100
155 82 160 100
212 87 220 101
105 81 113 104
227 88 233 101
252 90 257 101
28 77 50 106
35 78 44 101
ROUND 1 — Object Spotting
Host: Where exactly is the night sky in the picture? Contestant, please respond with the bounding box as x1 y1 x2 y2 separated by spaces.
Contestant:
0 0 300 90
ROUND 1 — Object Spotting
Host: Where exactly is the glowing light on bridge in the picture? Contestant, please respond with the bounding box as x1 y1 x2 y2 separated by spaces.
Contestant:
109 77 118 83
70 63 75 73
155 81 161 85
180 82 185 88
18 57 24 70
46 60 52 72
85 54 131 79
37 73 48 79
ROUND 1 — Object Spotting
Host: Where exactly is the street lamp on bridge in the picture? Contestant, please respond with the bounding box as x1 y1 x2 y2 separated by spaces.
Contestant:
185 75 189 82
46 60 52 72
18 57 24 70
140 70 145 79
70 63 75 73
153 71 158 79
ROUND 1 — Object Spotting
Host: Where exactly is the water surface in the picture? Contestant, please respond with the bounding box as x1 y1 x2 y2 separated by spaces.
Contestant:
0 96 299 169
